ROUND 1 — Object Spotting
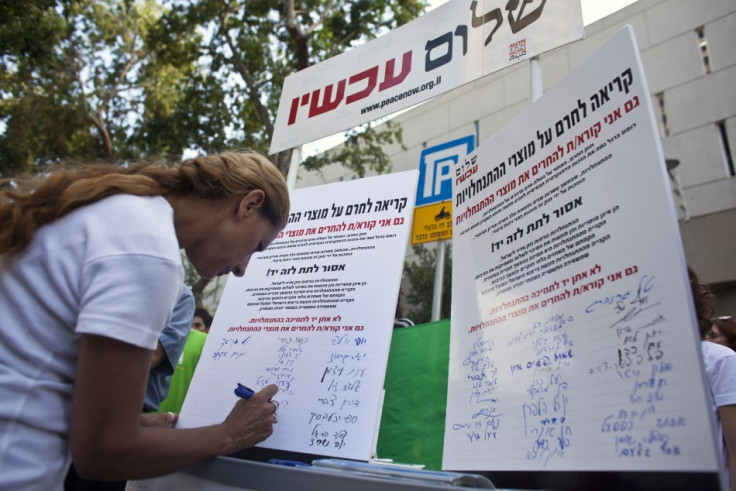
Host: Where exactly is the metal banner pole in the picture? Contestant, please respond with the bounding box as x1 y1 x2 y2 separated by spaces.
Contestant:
530 56 542 102
285 145 303 190
431 240 445 322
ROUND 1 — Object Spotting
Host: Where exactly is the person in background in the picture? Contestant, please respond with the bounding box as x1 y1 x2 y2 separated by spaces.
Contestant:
0 151 288 489
145 285 195 412
689 267 736 490
191 307 213 334
159 306 212 414
707 316 736 352
393 316 415 328
393 286 415 328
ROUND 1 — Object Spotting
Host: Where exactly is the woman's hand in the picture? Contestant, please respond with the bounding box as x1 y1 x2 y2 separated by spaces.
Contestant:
221 384 279 453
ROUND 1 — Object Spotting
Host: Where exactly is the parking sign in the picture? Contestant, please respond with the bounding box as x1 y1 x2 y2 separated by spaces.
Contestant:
415 135 475 207
412 135 475 244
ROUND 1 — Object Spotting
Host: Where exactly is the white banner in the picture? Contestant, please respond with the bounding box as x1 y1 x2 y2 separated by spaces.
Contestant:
270 0 584 154
443 26 721 475
178 171 417 461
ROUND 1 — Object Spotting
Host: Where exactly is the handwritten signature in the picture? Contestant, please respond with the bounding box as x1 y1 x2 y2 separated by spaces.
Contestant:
585 275 659 323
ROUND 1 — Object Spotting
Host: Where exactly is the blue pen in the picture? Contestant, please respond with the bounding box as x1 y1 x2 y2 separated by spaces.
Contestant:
234 383 255 399
268 459 310 468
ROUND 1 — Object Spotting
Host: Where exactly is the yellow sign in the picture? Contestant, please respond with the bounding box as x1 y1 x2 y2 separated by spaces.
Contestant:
411 201 453 245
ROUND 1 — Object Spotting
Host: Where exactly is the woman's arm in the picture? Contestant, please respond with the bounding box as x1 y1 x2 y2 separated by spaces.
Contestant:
69 334 277 480
719 404 736 491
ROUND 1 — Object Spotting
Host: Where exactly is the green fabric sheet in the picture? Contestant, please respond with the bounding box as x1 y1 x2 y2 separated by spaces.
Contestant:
376 319 450 470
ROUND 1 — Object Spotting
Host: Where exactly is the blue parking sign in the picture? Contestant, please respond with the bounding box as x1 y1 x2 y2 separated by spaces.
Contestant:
416 135 475 207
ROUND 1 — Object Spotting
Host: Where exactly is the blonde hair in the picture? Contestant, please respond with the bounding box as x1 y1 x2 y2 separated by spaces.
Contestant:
0 151 290 255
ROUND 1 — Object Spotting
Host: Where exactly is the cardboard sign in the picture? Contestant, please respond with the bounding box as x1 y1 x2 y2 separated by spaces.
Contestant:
179 172 418 461
443 26 721 477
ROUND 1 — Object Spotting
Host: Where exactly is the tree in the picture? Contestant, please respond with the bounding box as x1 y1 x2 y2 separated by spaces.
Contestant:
159 0 426 174
2 0 426 174
404 242 452 324
0 0 80 176
62 0 164 160
0 0 226 174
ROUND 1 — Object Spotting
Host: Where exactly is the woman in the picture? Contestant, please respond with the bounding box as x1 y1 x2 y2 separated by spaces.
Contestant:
0 151 289 489
689 268 736 490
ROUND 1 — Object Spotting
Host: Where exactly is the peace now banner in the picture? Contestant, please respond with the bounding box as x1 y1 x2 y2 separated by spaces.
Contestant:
269 0 584 154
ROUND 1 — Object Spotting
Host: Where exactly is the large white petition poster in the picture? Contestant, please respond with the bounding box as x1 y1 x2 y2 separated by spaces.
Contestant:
443 27 721 473
178 171 417 461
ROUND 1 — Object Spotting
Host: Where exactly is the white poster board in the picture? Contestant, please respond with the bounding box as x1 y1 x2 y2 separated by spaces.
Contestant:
443 26 721 476
178 171 418 461
270 0 583 154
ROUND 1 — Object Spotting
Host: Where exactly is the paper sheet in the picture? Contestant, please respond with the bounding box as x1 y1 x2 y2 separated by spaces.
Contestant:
179 171 418 461
443 26 720 473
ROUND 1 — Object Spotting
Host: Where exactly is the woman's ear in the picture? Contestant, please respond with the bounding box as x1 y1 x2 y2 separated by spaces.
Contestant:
236 190 266 219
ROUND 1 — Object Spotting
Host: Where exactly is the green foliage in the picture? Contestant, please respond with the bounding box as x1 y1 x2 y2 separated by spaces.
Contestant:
1 0 427 175
1 0 75 175
404 242 452 324
301 120 405 178
0 0 63 62
0 0 166 172
157 0 427 173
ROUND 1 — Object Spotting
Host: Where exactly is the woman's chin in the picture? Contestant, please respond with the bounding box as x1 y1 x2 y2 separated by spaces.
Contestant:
193 265 217 280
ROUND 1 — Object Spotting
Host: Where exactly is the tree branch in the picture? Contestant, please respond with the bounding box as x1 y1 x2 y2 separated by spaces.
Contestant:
218 4 274 139
304 0 335 36
286 0 335 37
285 0 336 70
70 48 91 120
99 34 141 111
69 49 113 159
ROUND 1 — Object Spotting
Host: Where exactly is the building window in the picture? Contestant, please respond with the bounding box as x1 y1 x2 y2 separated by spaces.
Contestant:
696 27 713 74
717 121 735 177
656 92 669 137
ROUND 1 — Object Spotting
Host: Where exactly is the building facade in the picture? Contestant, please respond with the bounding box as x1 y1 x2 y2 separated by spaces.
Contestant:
295 0 736 315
